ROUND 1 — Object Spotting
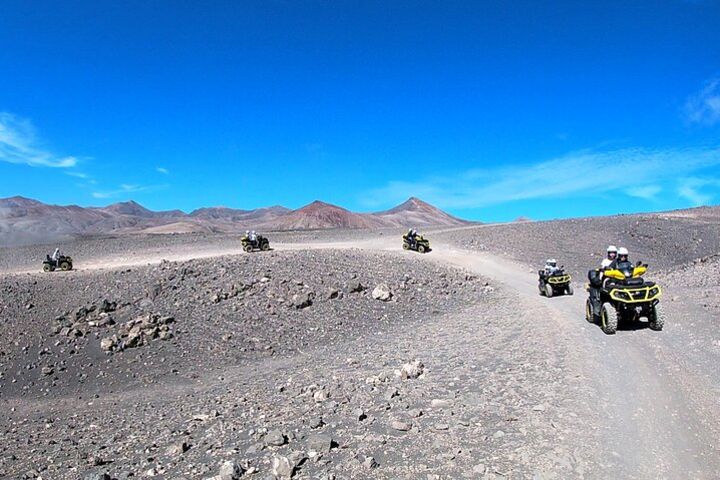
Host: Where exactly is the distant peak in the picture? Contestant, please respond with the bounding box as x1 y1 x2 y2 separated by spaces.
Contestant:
297 200 346 211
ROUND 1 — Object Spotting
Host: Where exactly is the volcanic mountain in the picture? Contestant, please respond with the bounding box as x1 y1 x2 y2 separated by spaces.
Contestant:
271 201 386 230
374 197 470 227
0 196 470 245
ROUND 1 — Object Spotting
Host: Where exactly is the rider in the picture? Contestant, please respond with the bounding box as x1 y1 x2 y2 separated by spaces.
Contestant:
407 228 417 248
589 245 617 317
600 245 618 269
249 230 258 244
51 248 61 264
616 247 629 264
544 258 560 276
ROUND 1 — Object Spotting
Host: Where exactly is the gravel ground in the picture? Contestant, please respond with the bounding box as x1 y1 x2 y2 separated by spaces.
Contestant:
1 266 596 480
2 214 719 479
0 249 478 401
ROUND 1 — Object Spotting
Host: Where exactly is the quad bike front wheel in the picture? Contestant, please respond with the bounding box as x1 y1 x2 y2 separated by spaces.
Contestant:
648 303 665 331
601 303 617 335
60 261 71 271
566 284 574 296
544 283 553 298
402 242 410 250
243 244 253 253
261 242 270 251
417 244 426 253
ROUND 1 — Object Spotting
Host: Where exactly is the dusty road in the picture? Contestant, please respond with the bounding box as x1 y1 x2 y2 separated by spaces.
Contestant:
426 242 720 479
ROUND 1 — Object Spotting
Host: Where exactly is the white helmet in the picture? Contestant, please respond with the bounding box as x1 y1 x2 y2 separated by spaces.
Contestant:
607 245 618 253
618 247 629 256
546 258 557 265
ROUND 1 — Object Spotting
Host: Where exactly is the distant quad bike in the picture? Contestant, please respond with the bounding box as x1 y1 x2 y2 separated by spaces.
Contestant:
241 234 270 253
538 268 573 297
402 233 431 253
585 261 664 335
43 255 73 272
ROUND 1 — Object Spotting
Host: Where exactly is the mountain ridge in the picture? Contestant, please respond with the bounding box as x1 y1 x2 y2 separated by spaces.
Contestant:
0 196 471 246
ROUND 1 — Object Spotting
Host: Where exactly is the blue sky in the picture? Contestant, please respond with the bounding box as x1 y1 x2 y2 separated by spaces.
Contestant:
1 0 719 222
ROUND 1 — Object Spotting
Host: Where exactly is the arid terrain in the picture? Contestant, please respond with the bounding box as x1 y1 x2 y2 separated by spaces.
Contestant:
1 206 719 479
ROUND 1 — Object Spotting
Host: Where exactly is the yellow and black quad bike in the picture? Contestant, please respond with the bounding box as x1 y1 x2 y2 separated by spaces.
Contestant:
585 261 663 335
538 268 573 297
241 234 270 253
402 233 431 253
42 254 73 272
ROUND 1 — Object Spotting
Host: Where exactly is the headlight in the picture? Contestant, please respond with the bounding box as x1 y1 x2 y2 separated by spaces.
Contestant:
612 290 629 301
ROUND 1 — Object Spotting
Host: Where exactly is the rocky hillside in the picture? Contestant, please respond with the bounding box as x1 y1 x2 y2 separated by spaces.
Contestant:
442 206 720 279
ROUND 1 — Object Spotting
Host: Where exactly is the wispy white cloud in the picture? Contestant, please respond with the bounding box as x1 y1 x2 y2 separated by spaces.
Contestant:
677 177 719 206
156 167 169 175
626 185 662 200
92 183 168 199
684 77 720 126
0 112 79 168
364 146 720 209
65 171 89 179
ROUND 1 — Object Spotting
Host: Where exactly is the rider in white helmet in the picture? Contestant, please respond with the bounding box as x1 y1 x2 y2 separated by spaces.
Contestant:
544 258 559 275
616 247 629 264
600 245 618 269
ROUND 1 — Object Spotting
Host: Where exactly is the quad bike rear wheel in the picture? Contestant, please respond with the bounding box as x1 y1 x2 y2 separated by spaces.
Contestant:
566 284 574 296
43 263 52 272
601 303 617 335
585 298 595 323
417 244 426 253
648 303 665 331
261 242 270 251
544 283 553 298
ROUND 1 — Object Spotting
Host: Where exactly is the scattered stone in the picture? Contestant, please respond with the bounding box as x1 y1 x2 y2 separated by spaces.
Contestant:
362 455 379 469
352 408 367 421
384 386 399 401
292 292 313 309
217 459 245 480
271 455 294 479
431 399 452 409
165 441 189 456
264 429 287 447
391 420 412 431
306 433 334 454
371 284 393 301
347 280 365 293
84 473 111 480
399 359 424 380
100 337 115 351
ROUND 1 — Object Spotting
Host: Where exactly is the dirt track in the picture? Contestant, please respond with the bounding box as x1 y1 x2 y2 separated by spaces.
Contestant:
2 233 719 479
